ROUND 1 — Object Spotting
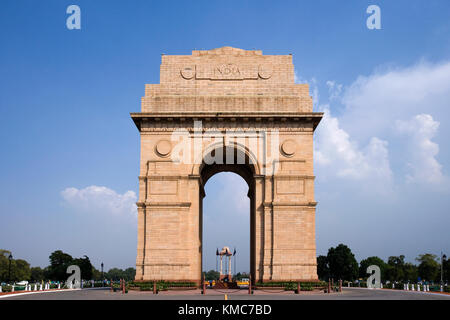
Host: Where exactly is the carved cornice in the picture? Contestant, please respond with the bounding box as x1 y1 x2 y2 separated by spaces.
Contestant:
131 112 323 132
142 202 191 208
264 201 317 208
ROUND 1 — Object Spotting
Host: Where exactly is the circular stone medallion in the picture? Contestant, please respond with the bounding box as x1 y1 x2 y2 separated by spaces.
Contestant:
280 140 297 157
258 65 273 79
155 140 172 157
180 65 195 79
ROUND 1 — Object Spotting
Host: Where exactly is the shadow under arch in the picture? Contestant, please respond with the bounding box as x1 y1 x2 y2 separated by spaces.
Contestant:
197 144 259 282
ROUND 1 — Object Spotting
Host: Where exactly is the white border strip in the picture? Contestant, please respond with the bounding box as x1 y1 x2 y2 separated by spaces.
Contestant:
345 287 450 298
0 288 81 299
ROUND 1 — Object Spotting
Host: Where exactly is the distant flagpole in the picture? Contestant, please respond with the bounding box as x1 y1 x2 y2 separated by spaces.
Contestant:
233 247 236 276
216 248 218 273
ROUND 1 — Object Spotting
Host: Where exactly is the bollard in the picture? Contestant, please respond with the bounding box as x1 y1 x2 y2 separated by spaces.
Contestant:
12 285 15 293
58 283 61 289
339 279 342 292
248 275 252 295
153 280 157 294
327 279 331 294
202 277 206 295
296 282 300 294
110 279 113 292
122 280 126 294
0 286 2 293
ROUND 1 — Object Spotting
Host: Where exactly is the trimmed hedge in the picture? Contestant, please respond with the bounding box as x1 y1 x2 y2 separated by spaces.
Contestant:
255 281 327 291
128 281 197 291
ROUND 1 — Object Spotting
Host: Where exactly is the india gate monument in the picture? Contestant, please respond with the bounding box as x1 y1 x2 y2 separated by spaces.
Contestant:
131 47 322 284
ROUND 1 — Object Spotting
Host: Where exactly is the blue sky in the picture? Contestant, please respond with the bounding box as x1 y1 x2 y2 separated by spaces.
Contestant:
1 1 450 273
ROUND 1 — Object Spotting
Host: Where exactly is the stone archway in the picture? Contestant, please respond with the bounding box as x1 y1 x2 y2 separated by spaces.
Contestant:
198 144 257 282
131 47 322 284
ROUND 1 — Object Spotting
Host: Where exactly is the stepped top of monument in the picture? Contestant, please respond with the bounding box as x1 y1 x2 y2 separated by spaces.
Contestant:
138 47 315 114
191 46 263 56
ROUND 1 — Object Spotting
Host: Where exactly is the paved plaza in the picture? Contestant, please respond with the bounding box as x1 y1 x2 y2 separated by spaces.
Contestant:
2 288 450 300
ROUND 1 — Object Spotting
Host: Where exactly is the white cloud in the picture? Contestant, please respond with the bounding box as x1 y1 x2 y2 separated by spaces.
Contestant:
315 108 392 184
326 80 343 101
396 114 444 184
205 172 249 214
340 61 450 142
314 60 450 188
61 185 137 218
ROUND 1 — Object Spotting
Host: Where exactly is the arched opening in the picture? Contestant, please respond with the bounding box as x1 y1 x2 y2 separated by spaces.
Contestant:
202 173 249 279
198 145 257 282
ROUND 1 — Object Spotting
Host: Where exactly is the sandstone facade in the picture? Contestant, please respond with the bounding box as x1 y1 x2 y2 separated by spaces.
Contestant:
131 47 322 283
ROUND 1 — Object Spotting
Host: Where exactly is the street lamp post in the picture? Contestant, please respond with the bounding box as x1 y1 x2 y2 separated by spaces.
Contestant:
441 252 447 289
8 253 13 283
101 262 104 286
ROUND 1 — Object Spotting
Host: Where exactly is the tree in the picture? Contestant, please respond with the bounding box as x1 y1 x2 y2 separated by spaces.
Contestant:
203 270 220 280
234 272 250 281
0 250 32 282
47 250 73 281
0 250 12 281
403 262 418 282
443 255 450 282
317 255 329 281
72 255 93 280
327 244 358 281
385 255 405 282
416 254 439 282
30 267 45 282
11 259 31 281
123 267 136 281
359 256 387 280
105 268 134 281
91 267 102 281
